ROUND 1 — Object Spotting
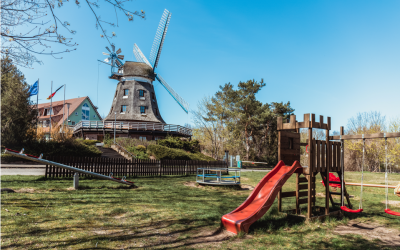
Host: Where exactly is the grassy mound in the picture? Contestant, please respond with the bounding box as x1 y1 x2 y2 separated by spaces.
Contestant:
1 139 102 163
147 145 215 161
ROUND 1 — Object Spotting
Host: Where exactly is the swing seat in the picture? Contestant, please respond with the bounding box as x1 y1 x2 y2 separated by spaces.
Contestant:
385 208 400 216
340 206 363 213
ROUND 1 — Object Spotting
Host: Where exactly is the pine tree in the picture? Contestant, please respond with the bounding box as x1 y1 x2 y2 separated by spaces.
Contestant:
1 57 37 146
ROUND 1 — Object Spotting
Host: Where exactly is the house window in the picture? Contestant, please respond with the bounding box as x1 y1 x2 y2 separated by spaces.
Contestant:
139 136 147 141
124 89 129 96
82 103 90 121
140 106 146 114
93 115 96 118
44 108 53 116
139 90 144 97
121 105 127 113
71 121 76 125
75 112 78 116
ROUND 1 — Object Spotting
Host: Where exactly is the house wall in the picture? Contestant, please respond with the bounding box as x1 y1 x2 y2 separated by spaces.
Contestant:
65 98 102 126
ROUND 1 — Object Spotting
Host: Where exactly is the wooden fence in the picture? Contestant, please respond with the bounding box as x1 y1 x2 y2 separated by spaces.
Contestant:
44 156 228 178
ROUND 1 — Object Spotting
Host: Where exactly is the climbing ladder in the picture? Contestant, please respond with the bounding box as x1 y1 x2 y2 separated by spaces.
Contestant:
321 172 352 209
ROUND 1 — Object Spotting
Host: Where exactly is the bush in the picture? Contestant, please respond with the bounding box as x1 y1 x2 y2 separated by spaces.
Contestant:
126 146 149 160
147 145 215 161
1 139 102 163
147 145 191 160
136 145 146 152
157 136 200 153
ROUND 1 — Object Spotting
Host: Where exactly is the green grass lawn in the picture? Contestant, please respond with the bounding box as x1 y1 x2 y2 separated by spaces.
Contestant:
1 171 399 249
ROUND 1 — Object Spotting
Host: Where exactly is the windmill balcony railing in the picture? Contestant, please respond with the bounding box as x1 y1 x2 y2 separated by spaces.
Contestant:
73 121 192 136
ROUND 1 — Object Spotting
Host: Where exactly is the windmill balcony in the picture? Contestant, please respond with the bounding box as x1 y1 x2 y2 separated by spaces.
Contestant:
73 121 192 137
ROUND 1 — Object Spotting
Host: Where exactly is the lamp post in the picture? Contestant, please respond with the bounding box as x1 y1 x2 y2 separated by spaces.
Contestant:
114 111 116 144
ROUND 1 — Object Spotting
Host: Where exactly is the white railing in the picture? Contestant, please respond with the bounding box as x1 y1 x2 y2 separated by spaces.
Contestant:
73 121 192 136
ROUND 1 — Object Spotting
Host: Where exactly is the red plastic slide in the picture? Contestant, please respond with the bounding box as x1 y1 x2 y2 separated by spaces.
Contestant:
221 161 302 234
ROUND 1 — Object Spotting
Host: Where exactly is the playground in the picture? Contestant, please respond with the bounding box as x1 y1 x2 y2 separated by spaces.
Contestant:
1 170 400 249
1 114 400 249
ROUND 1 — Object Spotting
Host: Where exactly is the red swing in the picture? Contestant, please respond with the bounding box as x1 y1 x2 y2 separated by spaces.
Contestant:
338 140 363 214
385 209 400 216
384 138 400 216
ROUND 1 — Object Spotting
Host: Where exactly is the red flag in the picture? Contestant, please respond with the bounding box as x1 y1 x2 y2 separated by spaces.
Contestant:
47 85 64 100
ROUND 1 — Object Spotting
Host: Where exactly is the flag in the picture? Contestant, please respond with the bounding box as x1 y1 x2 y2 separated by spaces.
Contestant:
28 81 38 97
47 85 64 100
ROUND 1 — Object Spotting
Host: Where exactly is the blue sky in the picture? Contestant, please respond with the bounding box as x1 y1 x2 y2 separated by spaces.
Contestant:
23 0 400 132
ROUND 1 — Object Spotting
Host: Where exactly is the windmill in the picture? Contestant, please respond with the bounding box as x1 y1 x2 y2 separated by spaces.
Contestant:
104 9 189 128
133 9 189 114
102 44 125 75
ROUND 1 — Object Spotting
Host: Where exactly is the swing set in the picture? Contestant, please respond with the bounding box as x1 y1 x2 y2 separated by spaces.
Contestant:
325 129 400 216
276 113 400 220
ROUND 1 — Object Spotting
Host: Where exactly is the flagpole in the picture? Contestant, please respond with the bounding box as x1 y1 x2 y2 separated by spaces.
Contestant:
50 81 52 138
63 84 65 132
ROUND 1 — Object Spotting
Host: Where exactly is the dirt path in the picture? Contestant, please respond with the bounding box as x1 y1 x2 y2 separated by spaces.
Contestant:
334 220 400 247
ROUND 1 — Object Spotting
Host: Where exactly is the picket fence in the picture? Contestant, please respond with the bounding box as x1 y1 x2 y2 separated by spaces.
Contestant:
44 156 228 178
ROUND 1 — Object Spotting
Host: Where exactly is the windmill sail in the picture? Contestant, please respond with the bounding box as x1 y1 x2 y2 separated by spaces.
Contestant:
155 74 189 113
133 44 152 68
149 9 171 69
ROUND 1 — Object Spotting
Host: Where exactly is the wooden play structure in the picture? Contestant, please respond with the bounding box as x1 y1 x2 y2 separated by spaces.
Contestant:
277 113 400 219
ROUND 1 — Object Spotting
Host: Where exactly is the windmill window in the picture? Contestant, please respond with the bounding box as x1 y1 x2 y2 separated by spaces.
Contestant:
155 108 159 116
121 105 127 113
124 89 129 96
82 103 90 121
139 90 145 97
140 106 146 114
151 92 155 101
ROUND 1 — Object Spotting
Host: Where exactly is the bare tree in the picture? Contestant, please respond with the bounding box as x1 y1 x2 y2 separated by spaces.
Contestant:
1 0 145 67
192 97 226 159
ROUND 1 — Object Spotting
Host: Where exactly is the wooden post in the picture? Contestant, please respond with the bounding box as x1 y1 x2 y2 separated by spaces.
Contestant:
340 126 344 207
325 121 330 215
308 125 313 219
278 131 281 162
296 173 300 214
278 189 282 212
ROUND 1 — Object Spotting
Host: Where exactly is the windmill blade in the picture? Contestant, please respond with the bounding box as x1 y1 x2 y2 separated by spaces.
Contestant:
111 44 115 52
116 48 122 54
149 9 171 69
155 74 189 113
102 52 110 56
117 55 124 60
105 46 111 53
116 60 122 67
133 44 152 68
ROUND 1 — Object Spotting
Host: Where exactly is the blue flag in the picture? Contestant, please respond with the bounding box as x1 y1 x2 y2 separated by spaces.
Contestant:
28 81 38 97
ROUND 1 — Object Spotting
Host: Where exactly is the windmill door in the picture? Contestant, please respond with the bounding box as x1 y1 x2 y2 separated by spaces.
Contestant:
278 131 300 166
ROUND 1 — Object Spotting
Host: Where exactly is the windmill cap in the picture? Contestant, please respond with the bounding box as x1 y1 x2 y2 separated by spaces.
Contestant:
121 61 155 80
